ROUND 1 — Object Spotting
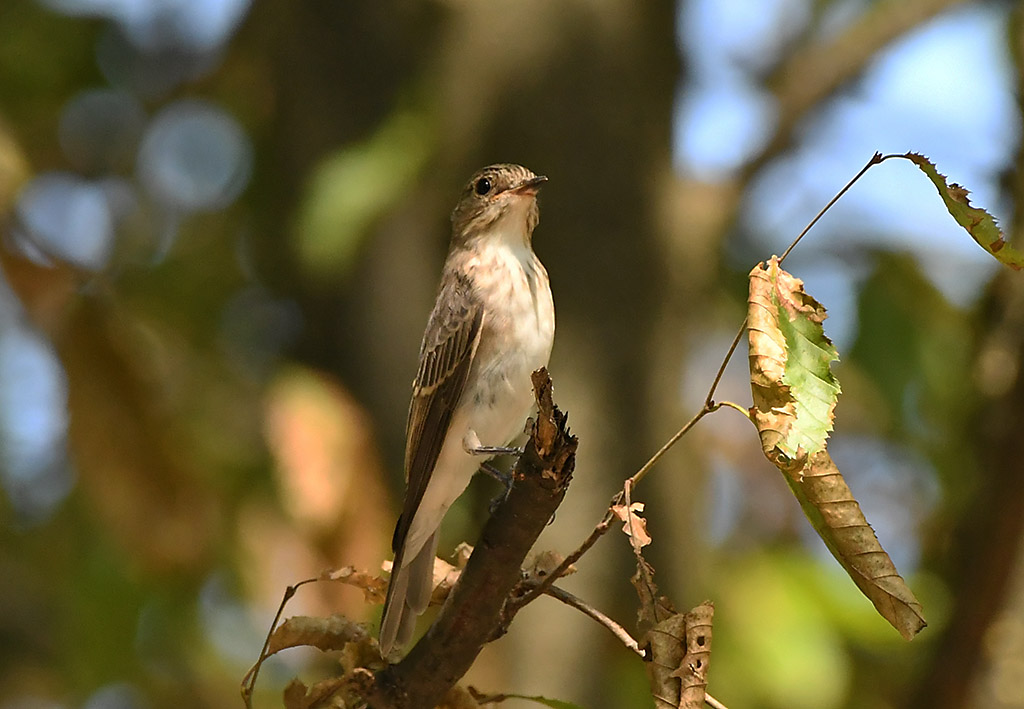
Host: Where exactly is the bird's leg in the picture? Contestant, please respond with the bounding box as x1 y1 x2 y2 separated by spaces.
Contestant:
479 460 512 486
480 461 514 512
463 431 518 510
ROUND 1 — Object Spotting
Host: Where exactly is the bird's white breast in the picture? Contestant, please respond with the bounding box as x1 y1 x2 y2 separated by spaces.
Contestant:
466 235 555 426
400 227 553 562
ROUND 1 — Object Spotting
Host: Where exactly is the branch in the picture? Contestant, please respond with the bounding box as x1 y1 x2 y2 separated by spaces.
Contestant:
542 583 643 656
745 0 971 179
367 368 577 708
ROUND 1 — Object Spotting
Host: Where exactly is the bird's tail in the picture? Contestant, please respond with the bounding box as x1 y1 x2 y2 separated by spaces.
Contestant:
379 530 438 658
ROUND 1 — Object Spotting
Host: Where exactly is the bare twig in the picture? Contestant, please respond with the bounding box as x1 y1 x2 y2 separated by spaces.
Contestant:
778 152 884 263
543 584 643 656
703 321 747 410
504 506 616 615
240 576 319 707
715 400 752 419
705 693 731 709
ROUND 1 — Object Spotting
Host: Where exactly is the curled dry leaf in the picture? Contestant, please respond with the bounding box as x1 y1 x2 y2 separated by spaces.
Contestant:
787 450 926 639
644 602 714 709
523 550 575 584
633 554 676 635
267 615 370 656
612 501 652 550
451 542 474 568
283 678 310 709
747 257 926 640
376 552 467 609
431 555 464 606
282 676 347 709
322 565 387 604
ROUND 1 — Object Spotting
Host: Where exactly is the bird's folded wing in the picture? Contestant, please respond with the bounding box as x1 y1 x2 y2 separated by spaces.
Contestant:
392 269 483 554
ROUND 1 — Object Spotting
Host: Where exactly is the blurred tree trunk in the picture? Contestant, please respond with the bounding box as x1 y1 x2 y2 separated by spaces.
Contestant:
236 1 680 703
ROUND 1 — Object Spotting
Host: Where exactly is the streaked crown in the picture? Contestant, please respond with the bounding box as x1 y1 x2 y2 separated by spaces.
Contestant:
450 164 546 243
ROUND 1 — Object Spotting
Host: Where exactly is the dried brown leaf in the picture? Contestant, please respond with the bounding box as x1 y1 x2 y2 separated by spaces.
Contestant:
283 679 310 709
788 450 926 640
633 555 676 634
673 602 713 709
612 501 653 550
522 550 574 584
644 602 714 709
322 566 387 604
267 615 369 656
748 258 925 640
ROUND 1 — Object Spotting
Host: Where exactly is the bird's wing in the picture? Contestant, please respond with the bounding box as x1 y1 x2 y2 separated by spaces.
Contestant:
391 269 483 554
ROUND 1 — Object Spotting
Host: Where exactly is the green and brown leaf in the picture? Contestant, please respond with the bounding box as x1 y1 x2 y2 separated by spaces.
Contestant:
900 151 1024 270
747 257 926 640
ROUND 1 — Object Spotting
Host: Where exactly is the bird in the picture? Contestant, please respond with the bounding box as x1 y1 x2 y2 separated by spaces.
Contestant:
379 164 555 657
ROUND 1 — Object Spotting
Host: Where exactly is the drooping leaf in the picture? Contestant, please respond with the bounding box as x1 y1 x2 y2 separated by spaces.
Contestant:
747 257 840 467
644 602 714 709
633 552 676 635
901 152 1024 270
785 451 927 640
267 615 369 655
747 258 926 640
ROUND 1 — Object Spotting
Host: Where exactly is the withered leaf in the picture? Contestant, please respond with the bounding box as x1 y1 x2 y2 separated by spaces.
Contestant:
902 152 1024 271
267 615 368 656
747 258 925 640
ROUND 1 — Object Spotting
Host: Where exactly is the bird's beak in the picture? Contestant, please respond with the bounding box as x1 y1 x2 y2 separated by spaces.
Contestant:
511 175 548 195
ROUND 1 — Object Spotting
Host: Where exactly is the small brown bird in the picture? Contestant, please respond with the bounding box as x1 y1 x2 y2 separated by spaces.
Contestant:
379 164 555 657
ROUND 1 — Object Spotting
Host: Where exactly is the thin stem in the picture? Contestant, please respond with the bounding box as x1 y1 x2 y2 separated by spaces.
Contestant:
716 400 752 420
704 320 747 409
706 693 731 709
628 407 710 489
778 151 884 263
544 584 644 656
240 576 318 707
632 314 750 490
507 507 616 612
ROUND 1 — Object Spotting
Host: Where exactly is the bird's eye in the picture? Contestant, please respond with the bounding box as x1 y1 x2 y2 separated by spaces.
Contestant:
474 177 491 195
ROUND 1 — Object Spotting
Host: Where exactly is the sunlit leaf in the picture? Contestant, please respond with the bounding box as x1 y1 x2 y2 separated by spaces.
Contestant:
747 258 926 640
900 152 1023 270
747 257 840 467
